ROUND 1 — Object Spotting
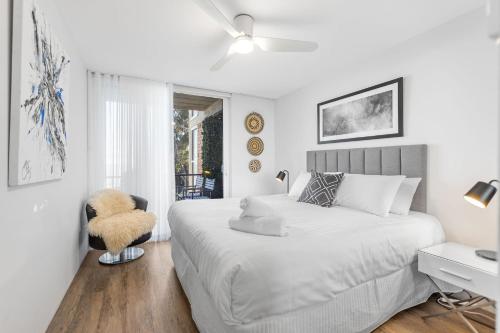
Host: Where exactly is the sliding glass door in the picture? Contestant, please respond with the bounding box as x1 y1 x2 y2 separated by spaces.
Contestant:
173 88 230 200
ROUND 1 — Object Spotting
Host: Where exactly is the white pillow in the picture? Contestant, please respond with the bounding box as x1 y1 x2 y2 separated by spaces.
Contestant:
288 172 311 197
390 178 422 215
335 174 405 217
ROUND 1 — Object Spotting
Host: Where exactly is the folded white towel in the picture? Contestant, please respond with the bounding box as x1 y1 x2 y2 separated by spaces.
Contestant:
229 216 288 237
240 196 276 218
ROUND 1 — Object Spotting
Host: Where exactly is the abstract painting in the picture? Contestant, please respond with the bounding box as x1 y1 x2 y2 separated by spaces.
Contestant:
317 78 403 144
9 0 70 186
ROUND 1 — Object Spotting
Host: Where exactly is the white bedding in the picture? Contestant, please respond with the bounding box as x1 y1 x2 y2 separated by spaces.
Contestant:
168 195 445 326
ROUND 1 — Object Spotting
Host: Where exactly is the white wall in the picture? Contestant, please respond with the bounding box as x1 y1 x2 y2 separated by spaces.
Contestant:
275 10 498 250
0 0 88 332
230 94 279 197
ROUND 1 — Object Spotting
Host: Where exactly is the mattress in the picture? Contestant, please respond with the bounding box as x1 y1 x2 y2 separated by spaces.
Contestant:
168 195 445 330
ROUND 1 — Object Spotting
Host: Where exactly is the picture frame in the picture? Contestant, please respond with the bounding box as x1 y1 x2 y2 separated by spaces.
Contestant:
9 0 70 186
317 77 403 144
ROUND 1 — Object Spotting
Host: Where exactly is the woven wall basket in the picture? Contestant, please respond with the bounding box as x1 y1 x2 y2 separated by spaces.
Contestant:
247 137 264 156
245 112 264 134
248 159 261 173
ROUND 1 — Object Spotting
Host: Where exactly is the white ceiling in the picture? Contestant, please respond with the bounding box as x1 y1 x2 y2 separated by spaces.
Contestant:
55 0 483 99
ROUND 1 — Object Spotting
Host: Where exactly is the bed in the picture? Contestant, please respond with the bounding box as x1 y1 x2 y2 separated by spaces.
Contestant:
169 145 446 333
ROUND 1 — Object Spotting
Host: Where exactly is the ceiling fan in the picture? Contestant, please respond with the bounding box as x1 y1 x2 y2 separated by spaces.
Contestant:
191 0 319 71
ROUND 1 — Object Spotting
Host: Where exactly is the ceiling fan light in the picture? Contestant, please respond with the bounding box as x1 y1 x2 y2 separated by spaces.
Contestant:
231 36 254 54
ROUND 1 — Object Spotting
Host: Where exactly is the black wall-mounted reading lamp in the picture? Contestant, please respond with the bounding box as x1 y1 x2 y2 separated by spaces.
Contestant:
464 179 498 261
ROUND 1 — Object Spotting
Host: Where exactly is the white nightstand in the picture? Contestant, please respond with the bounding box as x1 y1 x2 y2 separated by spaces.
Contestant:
418 242 497 333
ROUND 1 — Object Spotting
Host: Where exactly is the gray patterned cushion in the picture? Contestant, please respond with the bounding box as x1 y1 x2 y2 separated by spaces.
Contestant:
297 171 344 207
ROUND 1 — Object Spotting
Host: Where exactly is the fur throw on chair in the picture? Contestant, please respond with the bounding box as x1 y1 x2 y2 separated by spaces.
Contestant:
88 189 156 254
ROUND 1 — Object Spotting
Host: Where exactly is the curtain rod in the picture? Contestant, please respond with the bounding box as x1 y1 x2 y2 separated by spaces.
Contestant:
87 69 167 83
87 69 232 98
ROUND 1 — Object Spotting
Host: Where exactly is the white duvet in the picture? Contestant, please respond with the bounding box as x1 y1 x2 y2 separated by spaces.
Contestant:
168 195 445 326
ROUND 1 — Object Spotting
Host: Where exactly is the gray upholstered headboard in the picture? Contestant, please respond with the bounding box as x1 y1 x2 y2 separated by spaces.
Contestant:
307 144 427 212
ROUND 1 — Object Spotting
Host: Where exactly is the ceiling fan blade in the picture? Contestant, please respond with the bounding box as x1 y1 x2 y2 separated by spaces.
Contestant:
191 0 240 38
210 51 235 71
254 37 318 52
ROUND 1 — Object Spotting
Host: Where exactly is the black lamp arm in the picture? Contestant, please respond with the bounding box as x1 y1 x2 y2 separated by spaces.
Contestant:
488 179 500 186
284 170 290 193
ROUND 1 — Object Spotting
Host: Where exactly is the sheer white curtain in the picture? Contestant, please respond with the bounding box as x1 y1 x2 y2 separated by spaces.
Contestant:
87 72 175 241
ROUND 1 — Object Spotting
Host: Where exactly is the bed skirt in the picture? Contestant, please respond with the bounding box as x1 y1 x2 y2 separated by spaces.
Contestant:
171 237 437 333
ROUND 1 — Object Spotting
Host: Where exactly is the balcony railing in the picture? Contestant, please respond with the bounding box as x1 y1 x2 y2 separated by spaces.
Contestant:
175 173 216 200
175 173 201 189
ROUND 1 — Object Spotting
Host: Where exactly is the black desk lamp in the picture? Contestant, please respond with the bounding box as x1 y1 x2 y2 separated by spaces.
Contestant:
276 170 289 193
464 179 498 261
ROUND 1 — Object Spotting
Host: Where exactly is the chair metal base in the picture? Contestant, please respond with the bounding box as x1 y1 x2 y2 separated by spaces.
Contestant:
98 247 144 265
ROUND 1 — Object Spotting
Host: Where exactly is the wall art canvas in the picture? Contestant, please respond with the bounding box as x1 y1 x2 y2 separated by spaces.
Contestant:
9 0 70 186
317 78 402 144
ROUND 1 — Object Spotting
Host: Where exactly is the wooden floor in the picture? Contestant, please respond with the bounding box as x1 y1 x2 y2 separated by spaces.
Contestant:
47 242 494 333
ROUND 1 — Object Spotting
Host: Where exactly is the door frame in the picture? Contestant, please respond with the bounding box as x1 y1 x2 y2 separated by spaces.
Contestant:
190 125 198 176
173 85 232 198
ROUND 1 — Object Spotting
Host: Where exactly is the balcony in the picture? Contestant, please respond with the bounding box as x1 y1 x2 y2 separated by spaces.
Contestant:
175 173 218 201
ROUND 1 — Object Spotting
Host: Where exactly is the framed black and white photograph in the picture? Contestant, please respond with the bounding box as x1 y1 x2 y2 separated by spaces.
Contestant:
317 77 403 144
